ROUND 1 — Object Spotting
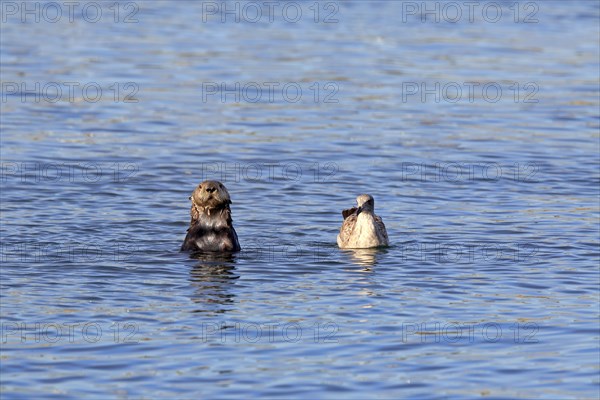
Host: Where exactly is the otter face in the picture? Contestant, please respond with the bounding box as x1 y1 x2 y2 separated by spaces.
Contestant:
190 180 232 211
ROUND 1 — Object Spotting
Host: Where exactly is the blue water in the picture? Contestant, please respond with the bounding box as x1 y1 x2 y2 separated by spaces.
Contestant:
1 1 599 398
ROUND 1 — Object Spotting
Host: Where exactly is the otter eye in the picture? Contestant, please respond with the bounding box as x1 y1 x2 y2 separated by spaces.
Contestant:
198 185 202 188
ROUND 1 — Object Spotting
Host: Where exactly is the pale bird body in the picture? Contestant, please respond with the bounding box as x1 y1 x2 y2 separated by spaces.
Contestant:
337 194 389 249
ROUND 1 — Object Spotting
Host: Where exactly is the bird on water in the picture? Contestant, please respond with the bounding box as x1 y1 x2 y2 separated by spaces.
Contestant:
337 194 389 249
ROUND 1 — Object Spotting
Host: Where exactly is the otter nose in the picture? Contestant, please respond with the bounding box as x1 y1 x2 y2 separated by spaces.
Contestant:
206 187 216 193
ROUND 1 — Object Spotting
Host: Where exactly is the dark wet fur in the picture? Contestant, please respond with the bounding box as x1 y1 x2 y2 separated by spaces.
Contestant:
181 206 241 252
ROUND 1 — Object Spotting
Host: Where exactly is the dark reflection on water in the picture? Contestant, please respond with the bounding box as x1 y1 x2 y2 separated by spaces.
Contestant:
188 253 239 314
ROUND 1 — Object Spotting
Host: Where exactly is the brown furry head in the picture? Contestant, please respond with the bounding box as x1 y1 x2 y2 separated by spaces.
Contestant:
189 180 232 223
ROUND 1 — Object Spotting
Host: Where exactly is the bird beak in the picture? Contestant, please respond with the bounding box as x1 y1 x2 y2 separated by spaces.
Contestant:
356 206 363 215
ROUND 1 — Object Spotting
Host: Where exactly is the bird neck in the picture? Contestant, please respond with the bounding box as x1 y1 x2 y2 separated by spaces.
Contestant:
357 210 375 221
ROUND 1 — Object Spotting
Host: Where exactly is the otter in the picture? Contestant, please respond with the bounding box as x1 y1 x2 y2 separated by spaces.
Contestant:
181 180 241 253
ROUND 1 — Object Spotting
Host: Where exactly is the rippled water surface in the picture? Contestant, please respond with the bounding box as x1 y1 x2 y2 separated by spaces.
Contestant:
1 1 599 398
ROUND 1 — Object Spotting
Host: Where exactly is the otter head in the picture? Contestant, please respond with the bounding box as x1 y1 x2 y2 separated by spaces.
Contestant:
190 180 232 214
